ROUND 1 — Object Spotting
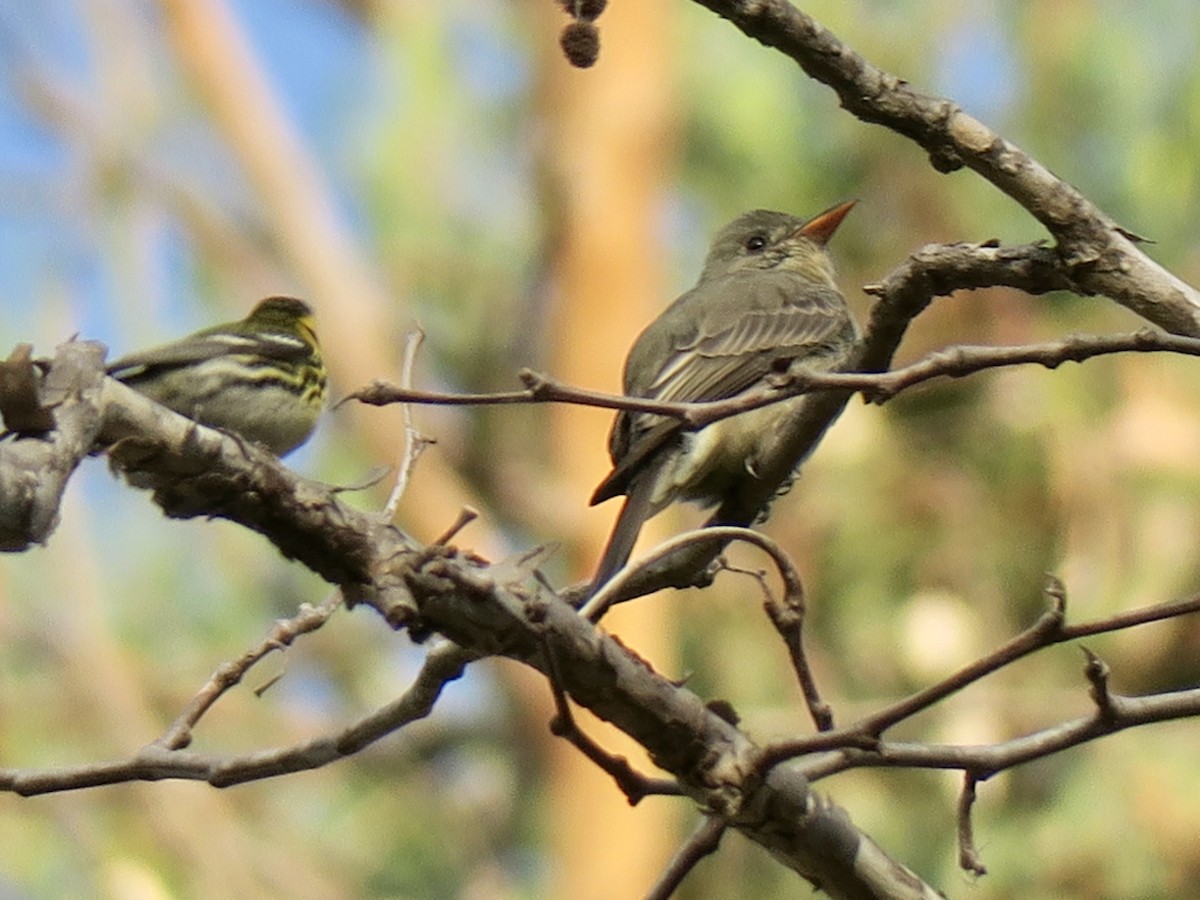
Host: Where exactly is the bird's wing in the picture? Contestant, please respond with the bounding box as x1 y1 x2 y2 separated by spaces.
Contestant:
650 283 849 405
107 331 309 378
592 278 850 505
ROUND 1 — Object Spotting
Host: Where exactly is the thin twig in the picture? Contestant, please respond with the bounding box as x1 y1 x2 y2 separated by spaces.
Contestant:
347 329 1200 424
843 329 1200 402
583 525 831 729
432 506 479 546
760 580 1200 770
956 774 987 877
577 530 712 621
384 327 433 520
155 590 344 750
646 814 727 900
5 640 473 795
540 634 682 804
718 539 833 732
1081 647 1116 721
854 576 1067 736
1060 591 1200 639
801 680 1200 782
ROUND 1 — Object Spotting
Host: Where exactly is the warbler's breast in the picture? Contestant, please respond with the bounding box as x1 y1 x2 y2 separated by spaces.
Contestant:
125 353 326 455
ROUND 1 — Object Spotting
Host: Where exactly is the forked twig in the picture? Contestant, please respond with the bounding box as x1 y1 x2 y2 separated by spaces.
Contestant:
5 639 474 795
759 580 1200 770
155 590 344 750
584 526 831 730
347 329 1200 420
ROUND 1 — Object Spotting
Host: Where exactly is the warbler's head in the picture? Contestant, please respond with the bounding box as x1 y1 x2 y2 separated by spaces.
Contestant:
701 201 856 286
246 296 319 344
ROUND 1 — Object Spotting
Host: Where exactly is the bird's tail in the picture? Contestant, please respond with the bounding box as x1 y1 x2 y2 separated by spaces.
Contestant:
588 481 655 596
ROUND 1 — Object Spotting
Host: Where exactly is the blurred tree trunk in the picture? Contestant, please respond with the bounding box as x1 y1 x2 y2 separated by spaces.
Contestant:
531 2 681 897
156 0 493 550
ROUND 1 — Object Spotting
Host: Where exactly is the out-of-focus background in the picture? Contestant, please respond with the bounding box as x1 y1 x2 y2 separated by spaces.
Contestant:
1 1 1199 897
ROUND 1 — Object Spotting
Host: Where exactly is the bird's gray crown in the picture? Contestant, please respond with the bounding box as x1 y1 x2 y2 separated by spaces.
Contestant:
701 208 836 285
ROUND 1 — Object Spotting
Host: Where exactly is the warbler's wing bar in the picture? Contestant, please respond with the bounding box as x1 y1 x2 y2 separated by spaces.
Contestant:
107 331 310 379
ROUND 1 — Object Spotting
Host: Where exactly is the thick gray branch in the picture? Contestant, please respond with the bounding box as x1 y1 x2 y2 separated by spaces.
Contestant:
0 341 932 898
0 342 106 550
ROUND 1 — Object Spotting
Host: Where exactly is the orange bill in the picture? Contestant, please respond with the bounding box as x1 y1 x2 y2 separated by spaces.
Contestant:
796 199 858 246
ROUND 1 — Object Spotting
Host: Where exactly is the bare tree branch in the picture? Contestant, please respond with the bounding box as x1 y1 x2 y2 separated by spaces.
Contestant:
858 240 1074 372
383 327 433 520
0 342 106 550
156 591 344 751
762 582 1200 771
689 0 1200 334
812 329 1200 402
1 638 472 795
4 4 1200 896
805 682 1200 782
8 327 1200 897
0 347 926 895
350 325 1200 421
706 529 832 732
731 585 1200 788
346 318 1200 610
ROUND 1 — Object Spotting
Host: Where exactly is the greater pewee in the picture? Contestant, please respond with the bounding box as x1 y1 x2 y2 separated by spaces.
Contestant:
589 201 860 590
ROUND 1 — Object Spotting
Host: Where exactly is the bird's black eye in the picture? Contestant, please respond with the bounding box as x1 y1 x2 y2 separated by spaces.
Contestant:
744 233 768 253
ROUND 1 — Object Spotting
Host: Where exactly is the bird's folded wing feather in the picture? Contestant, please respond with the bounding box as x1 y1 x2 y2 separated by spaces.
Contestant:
650 285 848 405
107 332 309 377
592 278 848 504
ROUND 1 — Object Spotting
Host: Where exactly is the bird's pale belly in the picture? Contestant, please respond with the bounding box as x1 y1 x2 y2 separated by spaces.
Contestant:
657 396 807 509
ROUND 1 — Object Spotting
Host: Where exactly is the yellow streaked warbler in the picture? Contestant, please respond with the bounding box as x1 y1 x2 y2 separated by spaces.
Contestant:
589 202 860 590
106 296 328 456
